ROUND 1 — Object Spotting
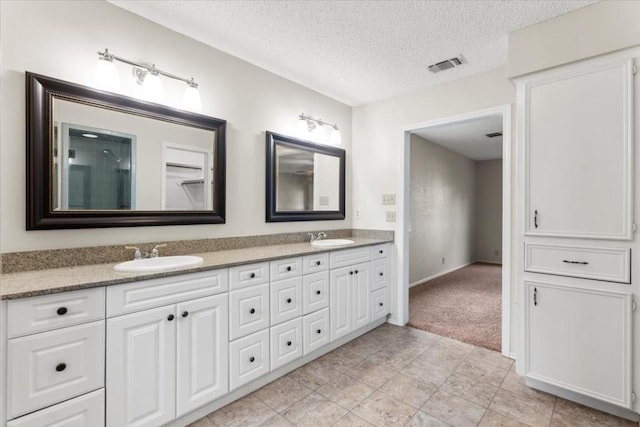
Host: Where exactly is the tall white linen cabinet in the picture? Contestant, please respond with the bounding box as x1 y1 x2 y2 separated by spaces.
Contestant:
516 47 640 418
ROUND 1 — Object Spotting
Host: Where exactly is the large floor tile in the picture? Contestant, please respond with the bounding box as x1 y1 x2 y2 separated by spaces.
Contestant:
499 371 556 406
406 411 451 426
489 389 554 427
316 371 375 410
415 340 471 372
378 373 437 409
466 347 514 371
333 412 375 426
347 359 397 388
352 390 417 427
259 414 294 426
439 371 502 408
316 346 366 374
207 395 279 427
478 409 531 426
401 359 452 388
287 361 345 390
421 390 486 427
550 398 623 427
281 392 347 427
253 376 313 412
187 417 215 427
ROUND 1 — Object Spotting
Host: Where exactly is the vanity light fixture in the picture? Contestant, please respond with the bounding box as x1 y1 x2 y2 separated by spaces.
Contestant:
95 48 202 112
297 113 341 145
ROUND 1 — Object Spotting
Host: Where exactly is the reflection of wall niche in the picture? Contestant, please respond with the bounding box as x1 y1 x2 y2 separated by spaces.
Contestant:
162 143 213 210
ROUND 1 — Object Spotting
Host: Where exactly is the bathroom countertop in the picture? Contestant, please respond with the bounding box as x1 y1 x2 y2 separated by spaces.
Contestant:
0 238 392 300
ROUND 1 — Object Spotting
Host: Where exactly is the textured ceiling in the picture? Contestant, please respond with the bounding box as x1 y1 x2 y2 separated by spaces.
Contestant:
109 0 596 106
413 114 503 161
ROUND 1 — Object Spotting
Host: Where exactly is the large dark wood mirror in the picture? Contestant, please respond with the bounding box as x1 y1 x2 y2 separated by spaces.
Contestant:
266 131 345 222
26 72 226 229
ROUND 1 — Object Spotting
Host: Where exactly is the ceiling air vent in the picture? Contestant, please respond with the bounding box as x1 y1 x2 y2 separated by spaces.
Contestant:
428 55 466 73
485 132 503 138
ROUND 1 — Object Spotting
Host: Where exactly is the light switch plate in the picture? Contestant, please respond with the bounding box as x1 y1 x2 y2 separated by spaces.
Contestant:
385 211 396 222
319 196 329 206
382 194 396 205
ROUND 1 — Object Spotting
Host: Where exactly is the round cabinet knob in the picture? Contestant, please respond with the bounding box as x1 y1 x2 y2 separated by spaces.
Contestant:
182 311 189 318
286 298 292 304
56 363 67 372
316 290 321 295
250 308 256 314
379 250 383 254
379 302 384 306
250 272 256 278
56 307 68 316
349 271 354 275
316 329 322 334
167 314 175 321
249 356 255 363
316 261 321 266
379 272 384 276
286 266 292 272
287 341 292 346
355 270 359 274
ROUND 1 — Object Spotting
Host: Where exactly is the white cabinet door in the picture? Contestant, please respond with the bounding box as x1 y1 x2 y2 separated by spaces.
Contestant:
330 266 352 341
229 284 270 340
303 308 330 355
302 271 329 315
352 262 371 331
270 318 302 370
106 305 176 427
371 287 390 321
176 294 229 417
270 277 303 325
524 58 633 240
7 389 105 427
229 330 270 391
525 281 632 408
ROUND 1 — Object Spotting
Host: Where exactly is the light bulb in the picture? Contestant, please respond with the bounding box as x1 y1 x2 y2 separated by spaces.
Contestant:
181 84 202 112
312 123 326 142
297 116 310 137
140 71 164 103
328 127 342 145
93 57 119 91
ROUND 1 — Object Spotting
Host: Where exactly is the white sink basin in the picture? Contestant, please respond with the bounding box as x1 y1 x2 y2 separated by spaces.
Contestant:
114 256 204 273
311 239 355 248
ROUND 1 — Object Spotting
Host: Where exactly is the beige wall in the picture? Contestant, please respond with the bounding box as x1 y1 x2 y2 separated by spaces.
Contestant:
508 0 640 78
475 160 502 264
409 135 476 285
0 1 352 252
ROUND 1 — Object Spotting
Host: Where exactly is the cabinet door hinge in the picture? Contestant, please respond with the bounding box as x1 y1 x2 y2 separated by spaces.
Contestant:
633 300 637 312
632 391 636 402
633 223 637 233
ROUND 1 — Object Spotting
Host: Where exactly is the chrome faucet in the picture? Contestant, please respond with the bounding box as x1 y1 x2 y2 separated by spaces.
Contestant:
125 246 142 260
308 232 327 243
125 243 167 260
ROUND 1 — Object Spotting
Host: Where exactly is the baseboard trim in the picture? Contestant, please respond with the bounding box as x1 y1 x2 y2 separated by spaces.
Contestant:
525 377 639 422
409 262 473 288
475 259 503 265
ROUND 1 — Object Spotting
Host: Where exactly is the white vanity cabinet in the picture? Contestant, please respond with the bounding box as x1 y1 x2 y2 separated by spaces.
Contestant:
105 270 229 427
370 244 391 320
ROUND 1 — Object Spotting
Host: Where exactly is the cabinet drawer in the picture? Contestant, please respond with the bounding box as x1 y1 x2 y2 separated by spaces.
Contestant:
270 257 302 281
371 243 390 260
107 268 228 317
371 287 390 321
302 253 329 274
8 288 105 339
270 318 302 370
229 329 270 391
230 262 269 290
371 258 390 291
7 389 105 427
330 247 370 269
230 284 270 340
303 308 330 355
303 271 329 315
525 243 630 283
270 277 302 326
7 321 105 419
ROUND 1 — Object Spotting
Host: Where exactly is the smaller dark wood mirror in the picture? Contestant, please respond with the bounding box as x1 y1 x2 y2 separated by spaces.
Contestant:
26 72 226 229
266 131 345 222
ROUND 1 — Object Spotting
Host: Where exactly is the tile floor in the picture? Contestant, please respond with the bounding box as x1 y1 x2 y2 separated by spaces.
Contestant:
189 324 638 427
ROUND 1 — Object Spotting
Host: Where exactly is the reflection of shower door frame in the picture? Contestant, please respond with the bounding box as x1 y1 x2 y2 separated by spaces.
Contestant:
161 141 213 210
60 123 137 209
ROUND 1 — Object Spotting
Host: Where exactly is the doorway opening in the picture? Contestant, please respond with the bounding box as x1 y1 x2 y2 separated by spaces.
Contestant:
397 105 512 357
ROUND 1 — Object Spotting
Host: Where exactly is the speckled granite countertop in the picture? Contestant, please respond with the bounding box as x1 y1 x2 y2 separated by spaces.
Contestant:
0 238 391 300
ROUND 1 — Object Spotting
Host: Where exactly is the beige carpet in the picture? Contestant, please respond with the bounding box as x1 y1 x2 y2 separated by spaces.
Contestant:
408 262 502 352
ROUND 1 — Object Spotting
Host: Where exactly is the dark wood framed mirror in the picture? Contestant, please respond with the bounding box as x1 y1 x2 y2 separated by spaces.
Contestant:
266 131 345 222
26 72 226 229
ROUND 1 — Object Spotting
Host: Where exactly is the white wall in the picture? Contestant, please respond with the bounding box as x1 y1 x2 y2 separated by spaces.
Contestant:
508 1 640 78
0 0 352 252
409 135 476 284
475 160 502 264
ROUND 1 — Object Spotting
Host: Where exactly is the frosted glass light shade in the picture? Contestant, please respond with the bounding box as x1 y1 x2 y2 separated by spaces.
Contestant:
140 73 164 103
181 85 202 112
297 117 310 137
328 127 342 145
93 59 119 91
312 124 326 142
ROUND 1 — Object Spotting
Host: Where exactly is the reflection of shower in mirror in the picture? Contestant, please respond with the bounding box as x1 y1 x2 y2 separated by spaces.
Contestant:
102 149 121 163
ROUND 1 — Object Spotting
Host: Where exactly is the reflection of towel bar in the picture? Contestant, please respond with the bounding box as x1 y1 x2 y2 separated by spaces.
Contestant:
178 179 205 186
166 162 202 170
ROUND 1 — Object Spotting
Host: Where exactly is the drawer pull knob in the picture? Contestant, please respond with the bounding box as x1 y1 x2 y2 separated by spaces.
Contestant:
55 363 67 372
167 314 175 321
316 329 322 334
349 271 354 275
286 266 292 272
57 307 68 316
355 270 359 274
287 341 292 346
286 298 292 304
250 272 256 278
379 272 384 276
562 260 589 265
250 308 256 314
379 250 383 254
379 302 384 306
249 356 255 363
316 261 321 266
316 290 321 295
182 311 189 318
